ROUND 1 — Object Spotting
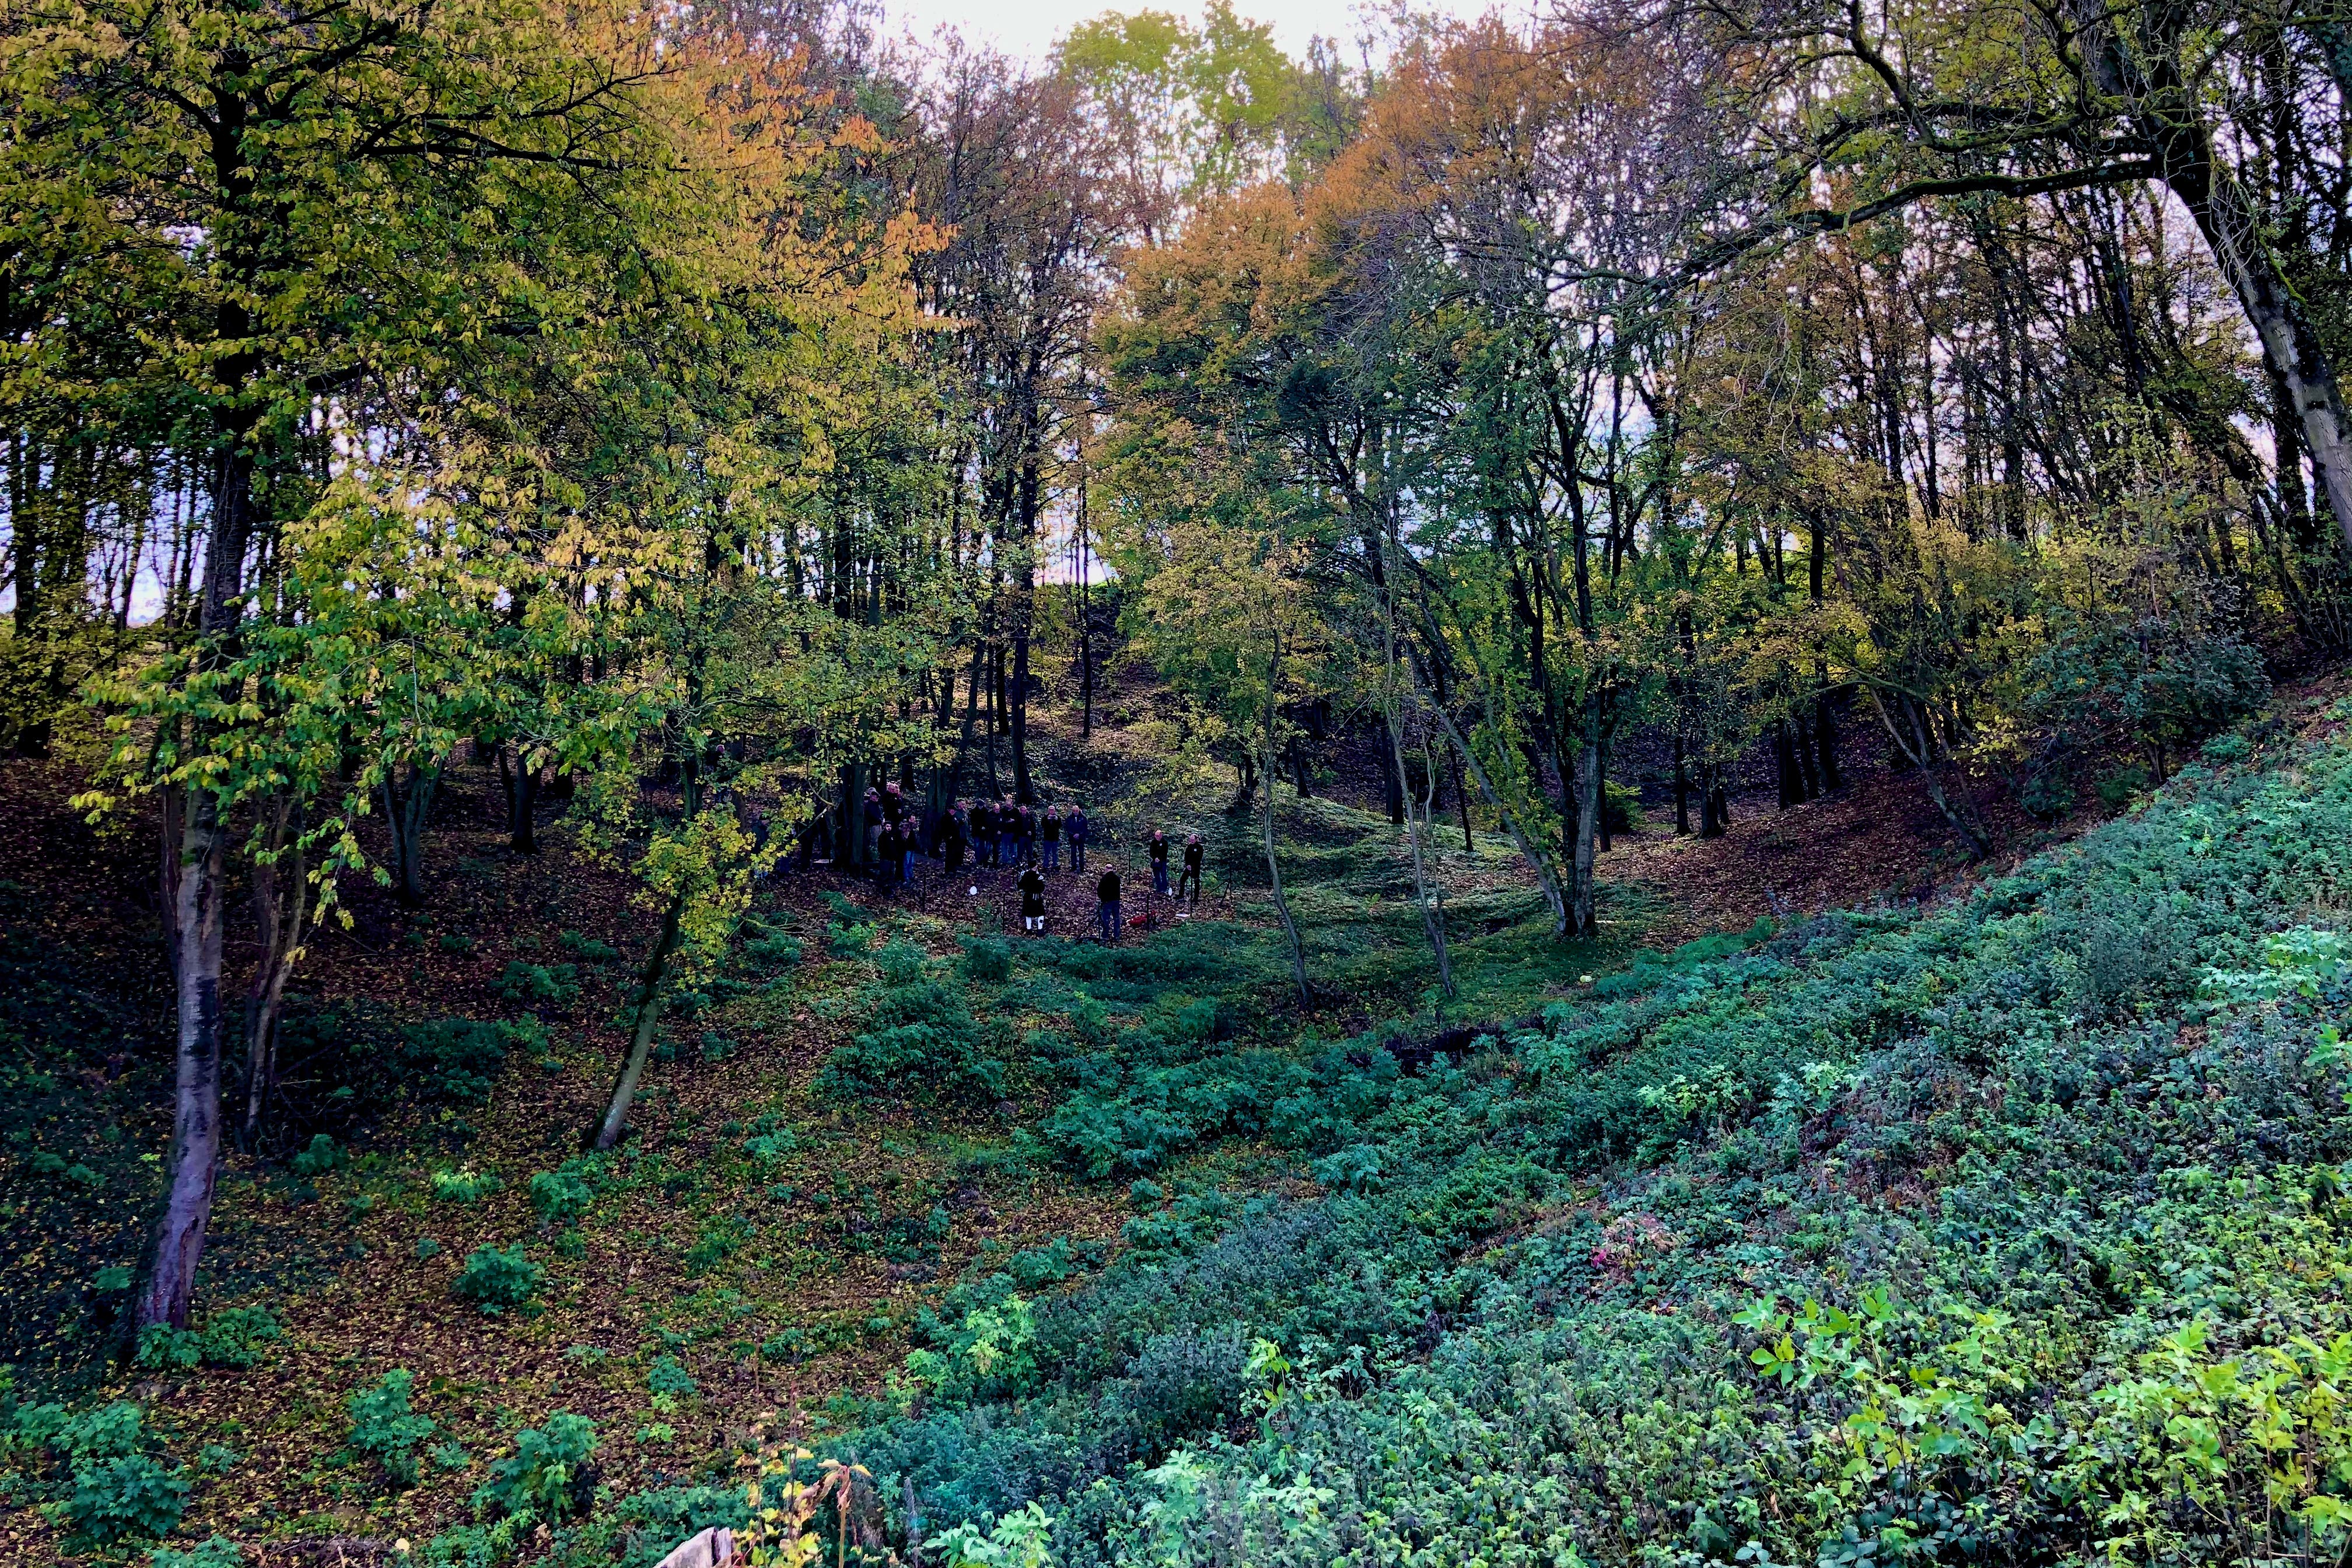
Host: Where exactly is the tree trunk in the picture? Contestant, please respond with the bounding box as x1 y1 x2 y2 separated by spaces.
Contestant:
1569 727 1601 939
1226 748 1259 816
1814 689 1842 790
2164 136 2352 554
1437 708 1569 936
1010 624 1034 804
839 762 868 867
1261 729 1312 1012
592 890 687 1150
1381 621 1451 998
1380 726 1405 826
145 786 229 1330
1774 720 1803 808
240 796 307 1150
1868 686 1992 859
383 763 436 905
1674 734 1692 835
501 747 541 856
1450 746 1473 853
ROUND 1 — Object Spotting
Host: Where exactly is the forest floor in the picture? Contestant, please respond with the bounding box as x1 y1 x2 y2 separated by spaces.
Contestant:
0 659 2185 1566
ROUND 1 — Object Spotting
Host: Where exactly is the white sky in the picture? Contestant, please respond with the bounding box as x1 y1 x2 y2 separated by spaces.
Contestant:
869 0 1485 69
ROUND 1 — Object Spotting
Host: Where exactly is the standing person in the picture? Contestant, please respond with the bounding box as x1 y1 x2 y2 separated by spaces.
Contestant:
874 820 900 892
1178 834 1203 911
973 798 998 868
1148 829 1171 898
862 787 882 862
1068 803 1089 875
1016 802 1037 866
1040 803 1062 873
941 803 967 878
1019 863 1046 933
1096 865 1122 945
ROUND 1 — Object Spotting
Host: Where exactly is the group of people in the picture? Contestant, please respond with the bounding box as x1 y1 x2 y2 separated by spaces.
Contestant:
923 793 1091 878
1083 827 1204 943
830 782 1204 945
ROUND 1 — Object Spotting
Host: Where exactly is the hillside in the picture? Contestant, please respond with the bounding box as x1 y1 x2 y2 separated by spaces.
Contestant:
1 674 2347 1567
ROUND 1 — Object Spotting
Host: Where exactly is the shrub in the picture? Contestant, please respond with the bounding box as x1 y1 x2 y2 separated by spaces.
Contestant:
71 1454 189 1544
960 935 1014 985
559 930 620 963
743 921 803 970
527 1168 593 1226
20 1401 188 1544
827 919 879 958
396 1018 514 1105
431 1167 502 1205
814 977 1005 1105
347 1368 435 1489
474 1410 596 1522
743 1128 799 1164
24 1149 103 1190
1005 1240 1077 1291
495 961 580 1009
289 1133 343 1178
846 729 2352 1565
647 1355 698 1398
450 1245 540 1314
2096 764 2150 807
149 1538 244 1568
683 1216 751 1275
134 1306 281 1371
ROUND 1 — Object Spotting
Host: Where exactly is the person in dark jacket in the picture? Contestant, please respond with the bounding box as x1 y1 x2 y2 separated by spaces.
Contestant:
940 803 967 877
1014 802 1037 865
1096 867 1122 944
1040 804 1062 873
1179 833 1203 910
998 799 1020 866
874 822 901 891
1148 829 1171 897
972 799 998 868
1019 864 1046 932
1068 804 1090 874
863 787 883 859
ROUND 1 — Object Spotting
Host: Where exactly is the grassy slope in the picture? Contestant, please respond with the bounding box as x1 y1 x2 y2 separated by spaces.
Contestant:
1 677 2344 1566
846 687 2352 1567
0 693 1651 1564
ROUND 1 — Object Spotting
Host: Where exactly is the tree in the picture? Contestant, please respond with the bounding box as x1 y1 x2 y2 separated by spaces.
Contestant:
1662 0 2352 554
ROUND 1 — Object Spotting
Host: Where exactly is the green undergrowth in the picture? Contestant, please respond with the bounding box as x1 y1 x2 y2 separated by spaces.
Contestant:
804 716 2352 1566
12 710 2350 1566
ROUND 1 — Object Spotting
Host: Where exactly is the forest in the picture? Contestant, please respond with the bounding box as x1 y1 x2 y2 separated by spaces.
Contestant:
2 0 2351 1561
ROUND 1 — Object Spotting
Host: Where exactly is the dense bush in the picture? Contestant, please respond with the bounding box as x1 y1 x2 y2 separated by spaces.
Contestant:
133 1306 281 1372
814 948 1007 1104
346 1368 435 1488
842 727 2352 1566
496 961 581 1009
475 1410 596 1522
11 1400 188 1544
431 1167 503 1205
741 920 803 971
450 1245 540 1314
396 1017 525 1105
528 1166 595 1226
